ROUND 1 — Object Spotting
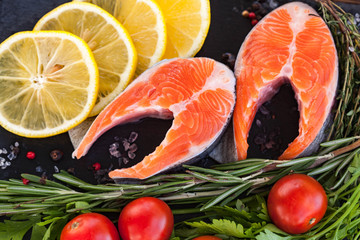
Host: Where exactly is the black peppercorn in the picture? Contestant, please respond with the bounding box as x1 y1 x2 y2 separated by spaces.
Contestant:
50 149 63 161
67 168 75 174
221 52 236 70
259 8 268 17
252 2 261 11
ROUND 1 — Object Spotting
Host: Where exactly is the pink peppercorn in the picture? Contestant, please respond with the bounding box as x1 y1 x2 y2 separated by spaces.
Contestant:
26 151 36 160
248 12 256 19
251 19 259 26
92 162 101 171
22 178 30 185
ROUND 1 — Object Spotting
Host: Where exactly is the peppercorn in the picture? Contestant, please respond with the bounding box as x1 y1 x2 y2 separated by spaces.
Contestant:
251 19 259 26
92 162 101 171
258 8 268 17
221 52 236 70
22 178 30 185
242 10 249 18
50 149 63 161
26 151 35 160
40 172 47 185
252 2 261 11
248 12 256 19
67 168 75 175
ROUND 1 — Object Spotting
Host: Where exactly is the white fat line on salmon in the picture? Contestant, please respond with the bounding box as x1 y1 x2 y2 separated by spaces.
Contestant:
278 3 319 79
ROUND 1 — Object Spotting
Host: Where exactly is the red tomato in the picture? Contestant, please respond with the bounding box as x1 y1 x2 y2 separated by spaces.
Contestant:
267 174 327 234
192 236 222 240
60 213 120 240
118 197 174 240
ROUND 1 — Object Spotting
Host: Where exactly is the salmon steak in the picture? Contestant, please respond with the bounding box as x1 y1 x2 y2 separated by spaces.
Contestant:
233 2 338 160
73 58 236 179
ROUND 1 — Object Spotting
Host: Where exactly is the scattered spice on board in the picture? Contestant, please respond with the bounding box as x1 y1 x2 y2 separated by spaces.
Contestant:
93 163 114 184
221 53 236 70
26 151 36 160
50 149 63 161
128 131 138 143
0 142 20 170
39 172 47 185
67 167 75 175
252 104 283 153
243 0 281 24
35 166 43 173
92 162 101 171
109 131 139 166
109 143 121 158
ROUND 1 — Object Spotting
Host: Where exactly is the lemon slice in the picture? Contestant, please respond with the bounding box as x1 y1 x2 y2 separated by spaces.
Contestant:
34 2 137 116
73 0 166 76
0 31 98 138
155 0 211 59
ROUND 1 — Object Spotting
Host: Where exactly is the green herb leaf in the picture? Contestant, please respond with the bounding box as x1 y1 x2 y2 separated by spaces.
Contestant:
30 224 47 240
256 229 291 240
186 219 253 238
42 216 69 240
0 215 41 240
348 154 360 174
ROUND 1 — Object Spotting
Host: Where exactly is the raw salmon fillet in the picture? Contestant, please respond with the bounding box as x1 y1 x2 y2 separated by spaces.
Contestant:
73 58 236 179
233 2 338 160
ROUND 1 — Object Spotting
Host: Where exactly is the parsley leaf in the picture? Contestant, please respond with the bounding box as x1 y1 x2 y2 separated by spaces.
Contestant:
0 215 41 240
186 219 253 238
30 224 47 240
256 229 292 240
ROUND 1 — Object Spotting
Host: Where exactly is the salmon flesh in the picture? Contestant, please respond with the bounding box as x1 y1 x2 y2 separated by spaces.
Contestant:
73 58 236 179
233 1 338 160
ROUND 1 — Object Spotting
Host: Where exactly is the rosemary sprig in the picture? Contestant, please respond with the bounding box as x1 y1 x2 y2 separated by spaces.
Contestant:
0 137 358 215
316 0 360 139
2 137 359 239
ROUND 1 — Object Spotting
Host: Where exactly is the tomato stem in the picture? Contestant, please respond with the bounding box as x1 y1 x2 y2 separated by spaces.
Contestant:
71 221 79 230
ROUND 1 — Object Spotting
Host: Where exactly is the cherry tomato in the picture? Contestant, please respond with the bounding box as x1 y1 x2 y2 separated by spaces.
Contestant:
267 174 327 234
192 236 222 240
118 197 174 240
60 213 120 240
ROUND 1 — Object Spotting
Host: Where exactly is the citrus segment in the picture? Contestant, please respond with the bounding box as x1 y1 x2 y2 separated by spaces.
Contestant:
154 0 211 59
34 2 137 116
0 31 98 137
74 0 166 76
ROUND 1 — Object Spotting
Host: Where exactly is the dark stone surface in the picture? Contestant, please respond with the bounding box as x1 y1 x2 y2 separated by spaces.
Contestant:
0 0 359 238
0 0 358 183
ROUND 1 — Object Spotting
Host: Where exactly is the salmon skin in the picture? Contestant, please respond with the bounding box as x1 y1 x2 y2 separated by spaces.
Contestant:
73 58 236 179
233 2 338 160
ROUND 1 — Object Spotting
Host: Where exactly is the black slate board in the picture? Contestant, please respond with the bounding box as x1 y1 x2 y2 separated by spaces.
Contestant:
0 0 360 239
0 0 359 184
